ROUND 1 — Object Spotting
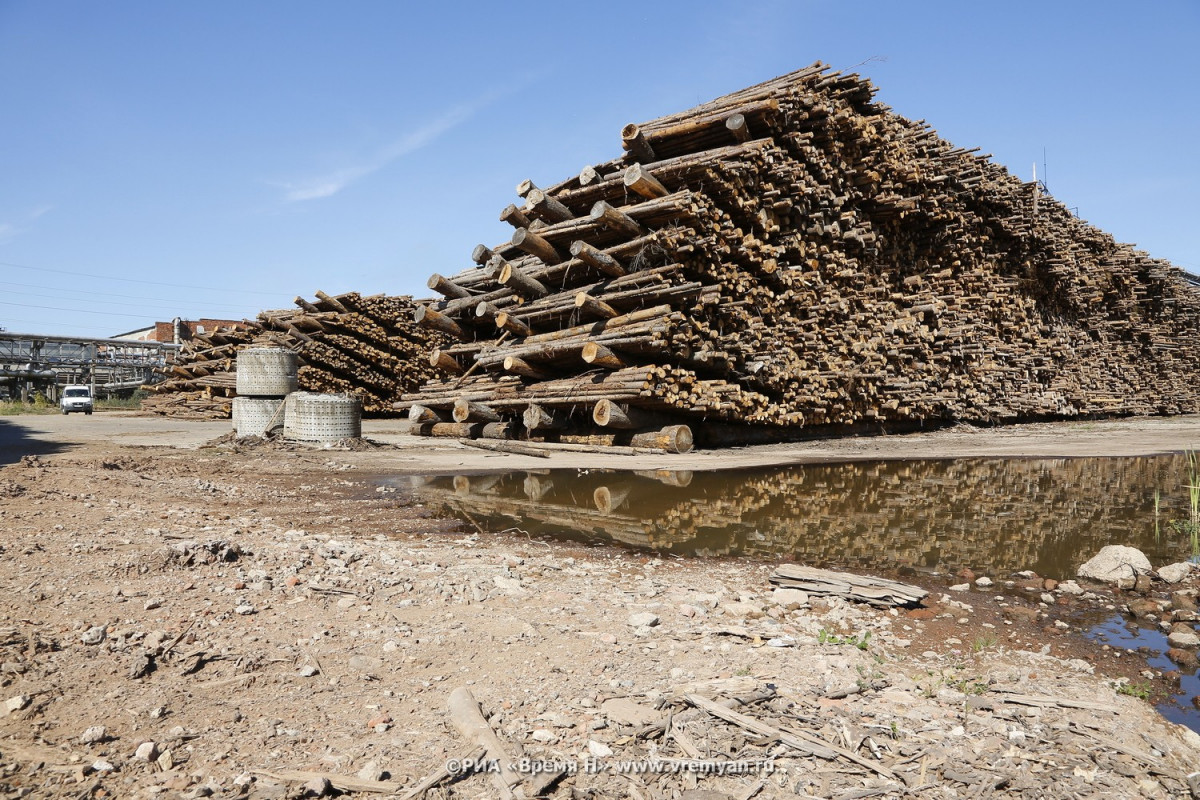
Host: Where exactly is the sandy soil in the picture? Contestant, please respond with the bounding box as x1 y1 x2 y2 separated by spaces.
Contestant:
1 414 1200 799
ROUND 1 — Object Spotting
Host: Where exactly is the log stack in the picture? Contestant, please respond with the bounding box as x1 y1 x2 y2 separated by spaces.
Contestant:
142 292 449 418
399 62 1200 446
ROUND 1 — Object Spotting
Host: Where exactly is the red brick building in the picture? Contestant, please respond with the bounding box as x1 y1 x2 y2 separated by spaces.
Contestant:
112 319 250 343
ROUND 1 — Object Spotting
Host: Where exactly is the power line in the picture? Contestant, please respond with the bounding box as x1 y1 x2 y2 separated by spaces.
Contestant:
0 317 136 335
0 279 257 311
0 259 284 297
0 299 168 319
0 286 254 315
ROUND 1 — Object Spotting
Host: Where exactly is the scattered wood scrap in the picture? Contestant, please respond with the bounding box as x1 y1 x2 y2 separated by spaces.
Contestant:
769 563 927 607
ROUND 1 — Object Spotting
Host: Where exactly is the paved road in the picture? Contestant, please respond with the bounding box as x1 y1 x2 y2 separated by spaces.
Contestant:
4 410 1200 473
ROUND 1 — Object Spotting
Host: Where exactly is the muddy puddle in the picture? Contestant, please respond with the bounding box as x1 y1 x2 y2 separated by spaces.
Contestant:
387 455 1200 578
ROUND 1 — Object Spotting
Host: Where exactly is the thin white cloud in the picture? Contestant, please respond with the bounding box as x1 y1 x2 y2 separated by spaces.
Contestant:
279 95 496 204
0 205 53 243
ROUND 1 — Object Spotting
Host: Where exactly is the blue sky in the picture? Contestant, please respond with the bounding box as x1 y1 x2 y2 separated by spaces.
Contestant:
1 0 1197 338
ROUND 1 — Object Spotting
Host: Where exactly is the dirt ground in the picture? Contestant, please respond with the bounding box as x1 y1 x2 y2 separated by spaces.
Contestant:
2 413 1200 799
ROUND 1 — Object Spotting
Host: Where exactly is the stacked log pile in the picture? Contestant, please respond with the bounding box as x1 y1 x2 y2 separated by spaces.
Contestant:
400 62 1200 445
142 292 448 418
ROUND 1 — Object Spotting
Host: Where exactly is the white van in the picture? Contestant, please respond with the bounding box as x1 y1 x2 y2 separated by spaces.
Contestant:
61 385 94 415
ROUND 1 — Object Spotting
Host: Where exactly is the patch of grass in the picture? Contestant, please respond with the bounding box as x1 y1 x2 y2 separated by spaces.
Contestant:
971 632 998 653
818 629 871 651
0 399 57 415
734 666 752 677
1116 680 1152 700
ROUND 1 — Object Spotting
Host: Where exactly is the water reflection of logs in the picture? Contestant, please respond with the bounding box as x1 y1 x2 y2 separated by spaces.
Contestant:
411 455 1195 576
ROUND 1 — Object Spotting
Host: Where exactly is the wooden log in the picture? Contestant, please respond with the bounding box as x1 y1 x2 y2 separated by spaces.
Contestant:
769 564 928 607
503 355 551 381
510 228 563 265
412 422 484 438
523 403 569 431
574 293 619 319
526 188 574 223
726 112 751 143
429 349 465 375
578 165 603 186
515 178 538 198
499 204 531 229
408 404 447 424
492 311 534 338
592 399 673 429
462 439 552 459
453 398 503 423
471 244 494 265
588 201 645 238
581 341 632 370
480 422 516 440
414 305 467 339
498 260 551 296
314 290 349 313
446 687 524 800
629 425 693 454
623 163 670 200
427 273 472 300
294 297 321 313
569 241 626 277
620 123 656 162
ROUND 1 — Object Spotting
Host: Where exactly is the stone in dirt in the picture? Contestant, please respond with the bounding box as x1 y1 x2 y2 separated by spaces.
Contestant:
975 576 994 587
79 725 107 744
3 695 30 714
81 625 106 645
134 741 158 761
1167 648 1200 669
1076 545 1152 584
1167 628 1200 649
627 612 659 628
1159 562 1195 584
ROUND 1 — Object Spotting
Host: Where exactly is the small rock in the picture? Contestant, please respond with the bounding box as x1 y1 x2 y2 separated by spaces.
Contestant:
1173 592 1199 613
366 713 392 729
678 604 698 618
770 588 808 609
1159 563 1194 584
80 726 107 744
302 776 330 797
1042 578 1059 591
298 665 319 677
1040 593 1056 605
357 760 386 782
679 791 734 800
722 600 764 619
587 740 613 758
91 760 115 773
1128 598 1161 619
1134 574 1154 593
81 626 106 645
530 729 556 743
1056 580 1084 595
1168 629 1200 649
3 694 30 714
949 583 970 592
144 598 163 611
956 567 976 582
1077 545 1152 584
234 604 256 616
627 612 659 628
974 577 994 588
1167 648 1200 669
156 749 174 771
135 741 159 761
